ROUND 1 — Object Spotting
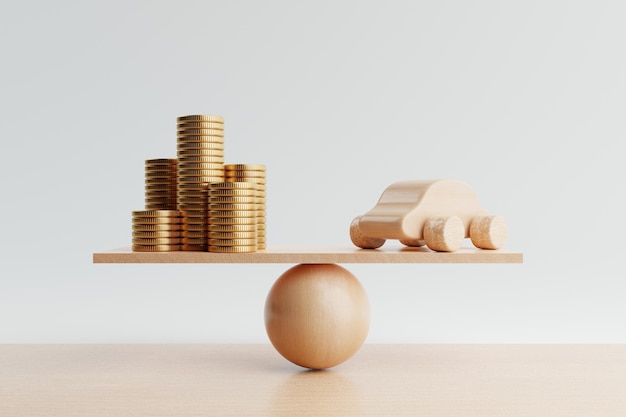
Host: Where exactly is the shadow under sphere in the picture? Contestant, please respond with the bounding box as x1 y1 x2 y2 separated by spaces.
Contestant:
264 263 370 369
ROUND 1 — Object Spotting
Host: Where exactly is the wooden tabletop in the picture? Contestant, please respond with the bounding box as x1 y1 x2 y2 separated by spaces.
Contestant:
1 344 623 416
93 245 523 264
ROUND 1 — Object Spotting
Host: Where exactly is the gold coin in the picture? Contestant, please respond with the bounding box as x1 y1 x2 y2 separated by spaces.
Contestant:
132 223 181 231
208 189 258 197
209 217 257 225
179 169 224 177
177 115 224 123
132 244 181 252
181 209 209 216
177 121 224 130
209 238 257 246
144 174 176 181
208 231 256 239
177 135 224 143
224 173 265 179
182 207 209 214
144 189 176 198
178 191 209 199
133 237 182 245
145 166 178 173
178 156 224 164
257 245 266 250
225 179 266 185
183 237 209 245
209 210 257 218
145 163 177 168
178 178 224 186
209 203 257 211
224 170 265 177
182 224 207 232
177 195 207 202
256 210 266 217
145 200 177 206
178 149 224 157
209 196 257 204
146 158 177 163
178 205 208 212
133 231 182 238
145 205 177 211
208 224 257 232
209 245 257 253
256 224 266 230
177 196 207 203
224 164 265 171
144 173 177 180
181 244 207 251
177 142 225 151
145 200 178 206
177 199 208 205
177 129 224 137
181 217 209 225
145 176 176 183
181 231 206 238
209 182 257 189
132 210 181 217
145 184 177 190
145 158 177 165
225 178 266 185
178 162 224 170
132 218 182 225
178 184 209 191
177 203 207 210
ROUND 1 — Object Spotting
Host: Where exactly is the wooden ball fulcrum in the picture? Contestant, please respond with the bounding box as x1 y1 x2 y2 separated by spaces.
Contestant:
264 264 370 369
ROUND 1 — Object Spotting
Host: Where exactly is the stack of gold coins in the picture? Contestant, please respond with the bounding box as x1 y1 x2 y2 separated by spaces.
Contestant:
144 159 177 210
208 182 258 253
132 210 182 252
224 164 266 250
176 115 225 251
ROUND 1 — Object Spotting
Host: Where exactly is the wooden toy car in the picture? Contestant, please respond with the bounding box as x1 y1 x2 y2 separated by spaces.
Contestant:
350 179 507 252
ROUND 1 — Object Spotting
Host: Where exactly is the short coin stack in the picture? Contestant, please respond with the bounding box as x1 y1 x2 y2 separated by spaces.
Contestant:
176 115 225 251
224 164 267 250
132 210 182 252
208 182 259 253
145 159 177 210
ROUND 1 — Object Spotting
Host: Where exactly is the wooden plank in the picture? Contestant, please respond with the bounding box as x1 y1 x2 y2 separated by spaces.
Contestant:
93 245 523 264
1 344 624 416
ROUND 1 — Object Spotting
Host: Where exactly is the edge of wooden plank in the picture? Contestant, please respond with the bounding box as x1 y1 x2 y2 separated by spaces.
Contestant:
93 246 523 264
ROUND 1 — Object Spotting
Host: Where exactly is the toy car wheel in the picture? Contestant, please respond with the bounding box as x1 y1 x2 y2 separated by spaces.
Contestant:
399 239 425 247
350 216 385 249
470 215 507 249
423 216 464 252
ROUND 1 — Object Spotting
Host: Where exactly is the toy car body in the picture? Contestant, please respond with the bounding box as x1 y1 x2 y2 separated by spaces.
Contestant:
350 179 507 252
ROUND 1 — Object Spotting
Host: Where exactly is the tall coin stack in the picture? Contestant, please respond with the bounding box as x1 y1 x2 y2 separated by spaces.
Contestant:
144 159 177 210
132 210 182 252
224 164 267 250
176 115 225 251
208 182 259 253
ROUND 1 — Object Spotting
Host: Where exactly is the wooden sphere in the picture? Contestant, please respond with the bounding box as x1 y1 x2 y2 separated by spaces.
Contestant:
264 264 370 369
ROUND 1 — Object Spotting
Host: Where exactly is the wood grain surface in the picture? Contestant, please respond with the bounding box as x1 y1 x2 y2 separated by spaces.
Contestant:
93 245 523 264
1 344 624 416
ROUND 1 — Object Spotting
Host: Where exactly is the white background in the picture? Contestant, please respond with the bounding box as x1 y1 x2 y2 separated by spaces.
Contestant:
0 0 624 343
